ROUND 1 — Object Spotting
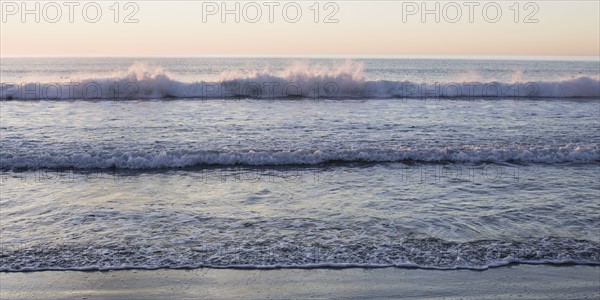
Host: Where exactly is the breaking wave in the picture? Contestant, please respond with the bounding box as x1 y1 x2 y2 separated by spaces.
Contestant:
2 62 599 100
2 145 598 170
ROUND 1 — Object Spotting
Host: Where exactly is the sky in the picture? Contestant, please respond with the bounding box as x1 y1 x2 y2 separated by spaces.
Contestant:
1 1 599 57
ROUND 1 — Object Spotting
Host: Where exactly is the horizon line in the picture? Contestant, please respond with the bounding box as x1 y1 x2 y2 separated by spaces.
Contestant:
2 54 599 61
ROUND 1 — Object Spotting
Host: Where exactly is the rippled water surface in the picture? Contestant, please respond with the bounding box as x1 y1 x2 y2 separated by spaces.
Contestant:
1 58 599 271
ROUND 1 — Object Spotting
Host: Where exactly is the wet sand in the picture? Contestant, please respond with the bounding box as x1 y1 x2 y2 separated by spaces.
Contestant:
1 265 598 299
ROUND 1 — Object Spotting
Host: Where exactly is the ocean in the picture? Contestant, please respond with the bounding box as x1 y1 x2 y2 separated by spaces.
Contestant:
0 57 599 271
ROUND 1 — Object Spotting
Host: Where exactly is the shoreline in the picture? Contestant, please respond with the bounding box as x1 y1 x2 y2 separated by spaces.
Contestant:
1 265 598 299
2 261 600 273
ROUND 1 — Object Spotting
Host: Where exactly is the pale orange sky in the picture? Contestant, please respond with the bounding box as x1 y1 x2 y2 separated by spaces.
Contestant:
1 1 599 57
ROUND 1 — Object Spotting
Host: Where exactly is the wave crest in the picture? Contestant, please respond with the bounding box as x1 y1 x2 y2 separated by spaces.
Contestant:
2 145 598 170
1 62 599 100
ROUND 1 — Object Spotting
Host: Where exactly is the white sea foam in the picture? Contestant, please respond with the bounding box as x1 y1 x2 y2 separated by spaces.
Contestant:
1 145 598 170
2 62 599 100
1 237 597 272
